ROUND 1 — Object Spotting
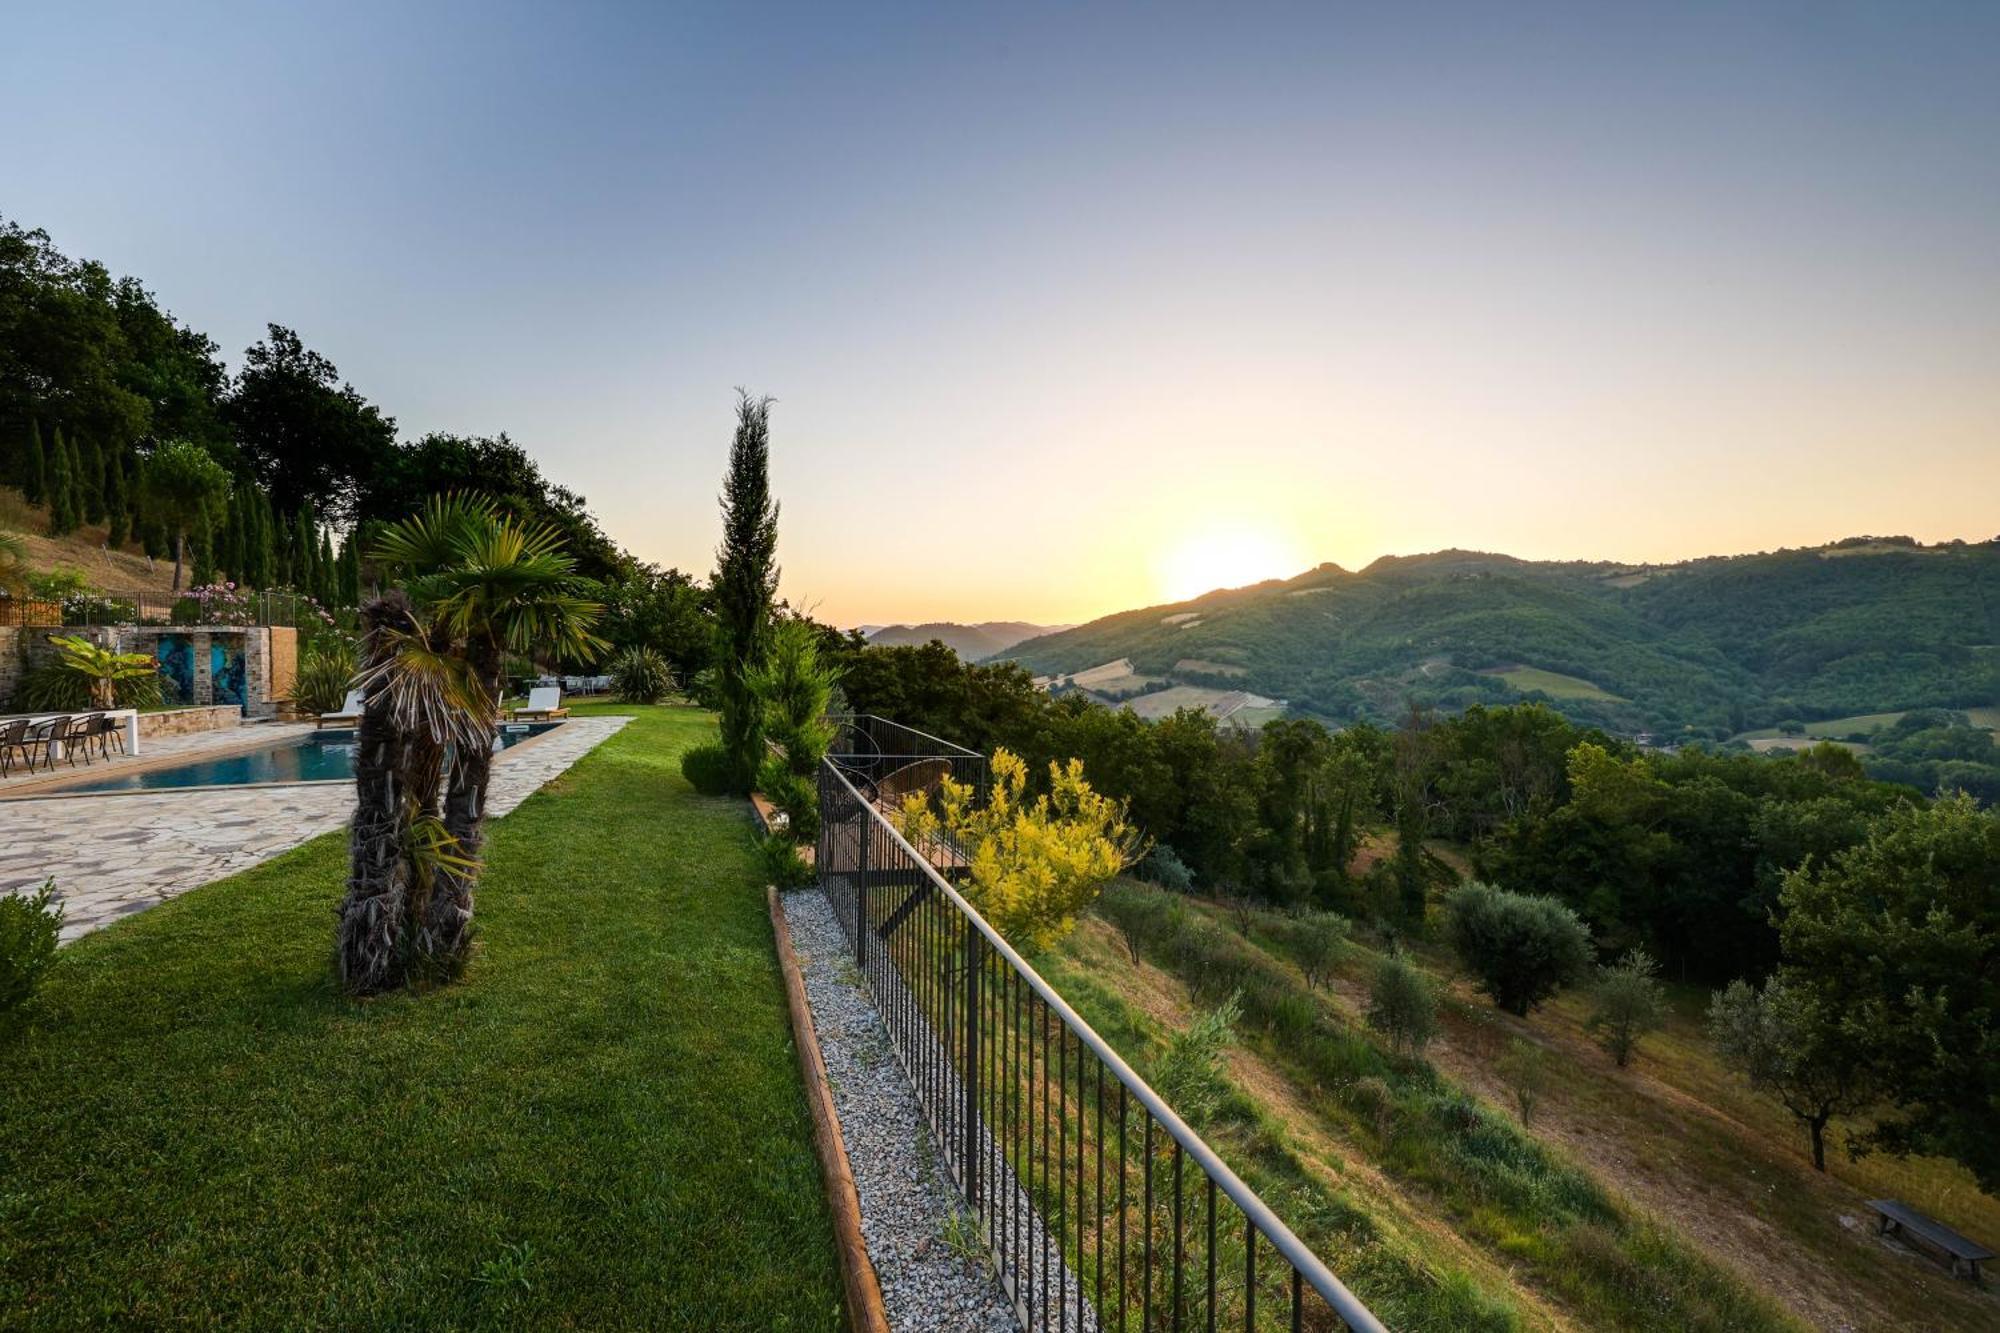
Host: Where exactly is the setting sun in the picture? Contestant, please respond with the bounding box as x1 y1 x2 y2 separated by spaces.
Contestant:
1157 526 1305 604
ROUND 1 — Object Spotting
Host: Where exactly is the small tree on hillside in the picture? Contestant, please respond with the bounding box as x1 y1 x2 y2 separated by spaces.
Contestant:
1291 910 1350 991
1708 975 1875 1171
1496 1037 1549 1126
712 392 779 793
1586 947 1667 1067
1444 880 1592 1016
142 440 229 589
1366 951 1440 1055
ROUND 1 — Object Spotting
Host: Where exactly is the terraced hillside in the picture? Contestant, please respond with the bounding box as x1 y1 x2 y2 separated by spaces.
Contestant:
998 540 2000 738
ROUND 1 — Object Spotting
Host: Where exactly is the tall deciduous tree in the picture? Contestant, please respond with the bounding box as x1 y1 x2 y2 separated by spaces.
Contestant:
141 440 228 589
712 392 779 793
1775 794 2000 1190
1708 975 1875 1171
226 325 396 522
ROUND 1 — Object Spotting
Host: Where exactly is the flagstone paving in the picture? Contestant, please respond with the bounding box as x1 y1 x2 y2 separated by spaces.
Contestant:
0 715 629 941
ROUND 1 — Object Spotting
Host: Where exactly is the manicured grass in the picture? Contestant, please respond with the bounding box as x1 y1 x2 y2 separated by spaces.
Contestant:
0 704 842 1330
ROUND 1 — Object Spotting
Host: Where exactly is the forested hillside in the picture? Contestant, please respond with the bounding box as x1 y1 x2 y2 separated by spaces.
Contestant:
865 619 1057 659
1001 543 2000 739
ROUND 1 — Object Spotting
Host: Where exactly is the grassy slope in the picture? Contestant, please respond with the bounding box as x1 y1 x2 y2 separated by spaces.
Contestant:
0 704 842 1330
1484 665 1625 702
1072 882 2000 1331
1 485 182 594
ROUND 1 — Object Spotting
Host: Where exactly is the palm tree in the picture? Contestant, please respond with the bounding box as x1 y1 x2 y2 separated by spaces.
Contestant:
336 589 490 994
370 496 604 964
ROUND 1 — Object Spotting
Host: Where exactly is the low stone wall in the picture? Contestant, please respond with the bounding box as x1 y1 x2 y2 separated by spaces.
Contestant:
138 706 246 739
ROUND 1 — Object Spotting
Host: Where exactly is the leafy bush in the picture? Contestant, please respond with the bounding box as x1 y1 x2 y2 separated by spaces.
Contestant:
1096 881 1170 963
17 657 164 712
611 645 673 704
1152 990 1241 1127
291 642 358 715
0 879 63 1022
756 755 819 843
680 743 736 796
898 748 1140 952
1135 844 1194 892
754 833 815 889
1586 947 1667 1067
1444 880 1593 1016
1286 910 1351 990
1366 951 1440 1055
749 618 838 775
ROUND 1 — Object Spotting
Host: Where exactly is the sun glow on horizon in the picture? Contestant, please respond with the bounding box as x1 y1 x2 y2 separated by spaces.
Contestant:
1157 526 1306 605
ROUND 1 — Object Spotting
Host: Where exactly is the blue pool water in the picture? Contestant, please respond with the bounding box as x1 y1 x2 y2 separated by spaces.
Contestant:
50 722 562 795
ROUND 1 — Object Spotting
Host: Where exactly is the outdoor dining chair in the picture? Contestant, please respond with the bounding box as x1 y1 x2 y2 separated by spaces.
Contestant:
0 717 32 777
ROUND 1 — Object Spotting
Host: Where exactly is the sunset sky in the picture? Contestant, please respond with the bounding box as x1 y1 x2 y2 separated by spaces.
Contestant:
4 2 1997 626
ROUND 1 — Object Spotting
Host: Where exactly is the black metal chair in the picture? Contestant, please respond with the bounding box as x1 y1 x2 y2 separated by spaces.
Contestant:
97 712 128 758
0 718 32 777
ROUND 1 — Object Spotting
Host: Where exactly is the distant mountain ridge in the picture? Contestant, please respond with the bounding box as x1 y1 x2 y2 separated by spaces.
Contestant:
996 537 2000 738
865 620 1068 661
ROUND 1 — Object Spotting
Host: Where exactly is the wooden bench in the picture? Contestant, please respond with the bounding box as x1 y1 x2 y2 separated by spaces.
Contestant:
1867 1199 1993 1281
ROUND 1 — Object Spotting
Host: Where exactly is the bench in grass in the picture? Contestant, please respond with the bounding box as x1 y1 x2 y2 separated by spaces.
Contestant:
1867 1199 1994 1281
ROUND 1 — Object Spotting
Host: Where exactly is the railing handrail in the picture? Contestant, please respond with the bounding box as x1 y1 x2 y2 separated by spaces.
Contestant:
819 756 1386 1332
827 711 983 760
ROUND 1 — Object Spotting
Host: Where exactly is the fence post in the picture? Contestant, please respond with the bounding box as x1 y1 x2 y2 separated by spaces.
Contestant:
853 790 869 970
963 910 981 1206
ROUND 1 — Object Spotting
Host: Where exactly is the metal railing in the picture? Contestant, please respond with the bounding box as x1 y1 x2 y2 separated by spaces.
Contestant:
828 712 990 807
0 588 336 629
815 755 1384 1333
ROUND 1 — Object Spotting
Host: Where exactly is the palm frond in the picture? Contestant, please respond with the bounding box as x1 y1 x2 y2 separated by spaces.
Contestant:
352 617 495 750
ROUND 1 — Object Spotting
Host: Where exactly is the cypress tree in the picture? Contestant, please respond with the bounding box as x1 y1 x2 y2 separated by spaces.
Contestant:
253 492 276 588
105 448 130 547
339 536 361 605
24 421 46 505
46 427 78 535
80 435 106 524
66 433 88 526
294 503 316 593
316 530 336 604
712 392 780 792
274 513 292 586
190 500 216 587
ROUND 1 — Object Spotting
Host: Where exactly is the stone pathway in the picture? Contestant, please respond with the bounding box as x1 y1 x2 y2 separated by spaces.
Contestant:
0 716 629 942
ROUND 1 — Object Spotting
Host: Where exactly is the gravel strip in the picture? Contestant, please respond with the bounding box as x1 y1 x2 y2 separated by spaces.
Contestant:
785 887 1051 1332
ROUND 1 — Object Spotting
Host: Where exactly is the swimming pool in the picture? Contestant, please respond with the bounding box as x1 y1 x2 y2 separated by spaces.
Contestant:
44 722 563 795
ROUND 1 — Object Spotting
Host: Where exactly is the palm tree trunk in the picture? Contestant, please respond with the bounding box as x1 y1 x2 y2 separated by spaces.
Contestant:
426 636 500 965
337 592 415 994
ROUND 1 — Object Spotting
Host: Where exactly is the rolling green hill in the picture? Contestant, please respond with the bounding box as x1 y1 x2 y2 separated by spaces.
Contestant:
996 539 2000 738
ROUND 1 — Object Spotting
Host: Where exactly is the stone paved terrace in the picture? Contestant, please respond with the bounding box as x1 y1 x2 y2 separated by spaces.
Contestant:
0 715 629 942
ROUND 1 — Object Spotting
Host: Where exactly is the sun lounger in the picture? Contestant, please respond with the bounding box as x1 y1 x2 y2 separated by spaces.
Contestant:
320 689 365 726
509 686 568 721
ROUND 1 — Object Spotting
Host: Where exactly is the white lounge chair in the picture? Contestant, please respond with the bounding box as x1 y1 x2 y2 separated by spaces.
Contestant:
320 689 365 726
509 686 568 721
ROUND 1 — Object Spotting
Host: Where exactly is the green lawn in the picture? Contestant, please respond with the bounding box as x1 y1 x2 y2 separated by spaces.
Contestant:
0 704 842 1330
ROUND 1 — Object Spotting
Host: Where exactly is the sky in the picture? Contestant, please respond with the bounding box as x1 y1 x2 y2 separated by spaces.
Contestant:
4 2 1997 627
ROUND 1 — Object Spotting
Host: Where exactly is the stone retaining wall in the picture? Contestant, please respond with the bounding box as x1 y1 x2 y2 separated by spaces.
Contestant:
138 706 246 739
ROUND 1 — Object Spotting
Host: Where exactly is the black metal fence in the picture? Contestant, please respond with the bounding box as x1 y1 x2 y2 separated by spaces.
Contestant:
828 712 990 807
0 588 336 629
814 757 1384 1333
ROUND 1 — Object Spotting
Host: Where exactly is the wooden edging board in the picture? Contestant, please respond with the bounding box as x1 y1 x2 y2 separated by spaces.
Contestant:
767 886 891 1333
